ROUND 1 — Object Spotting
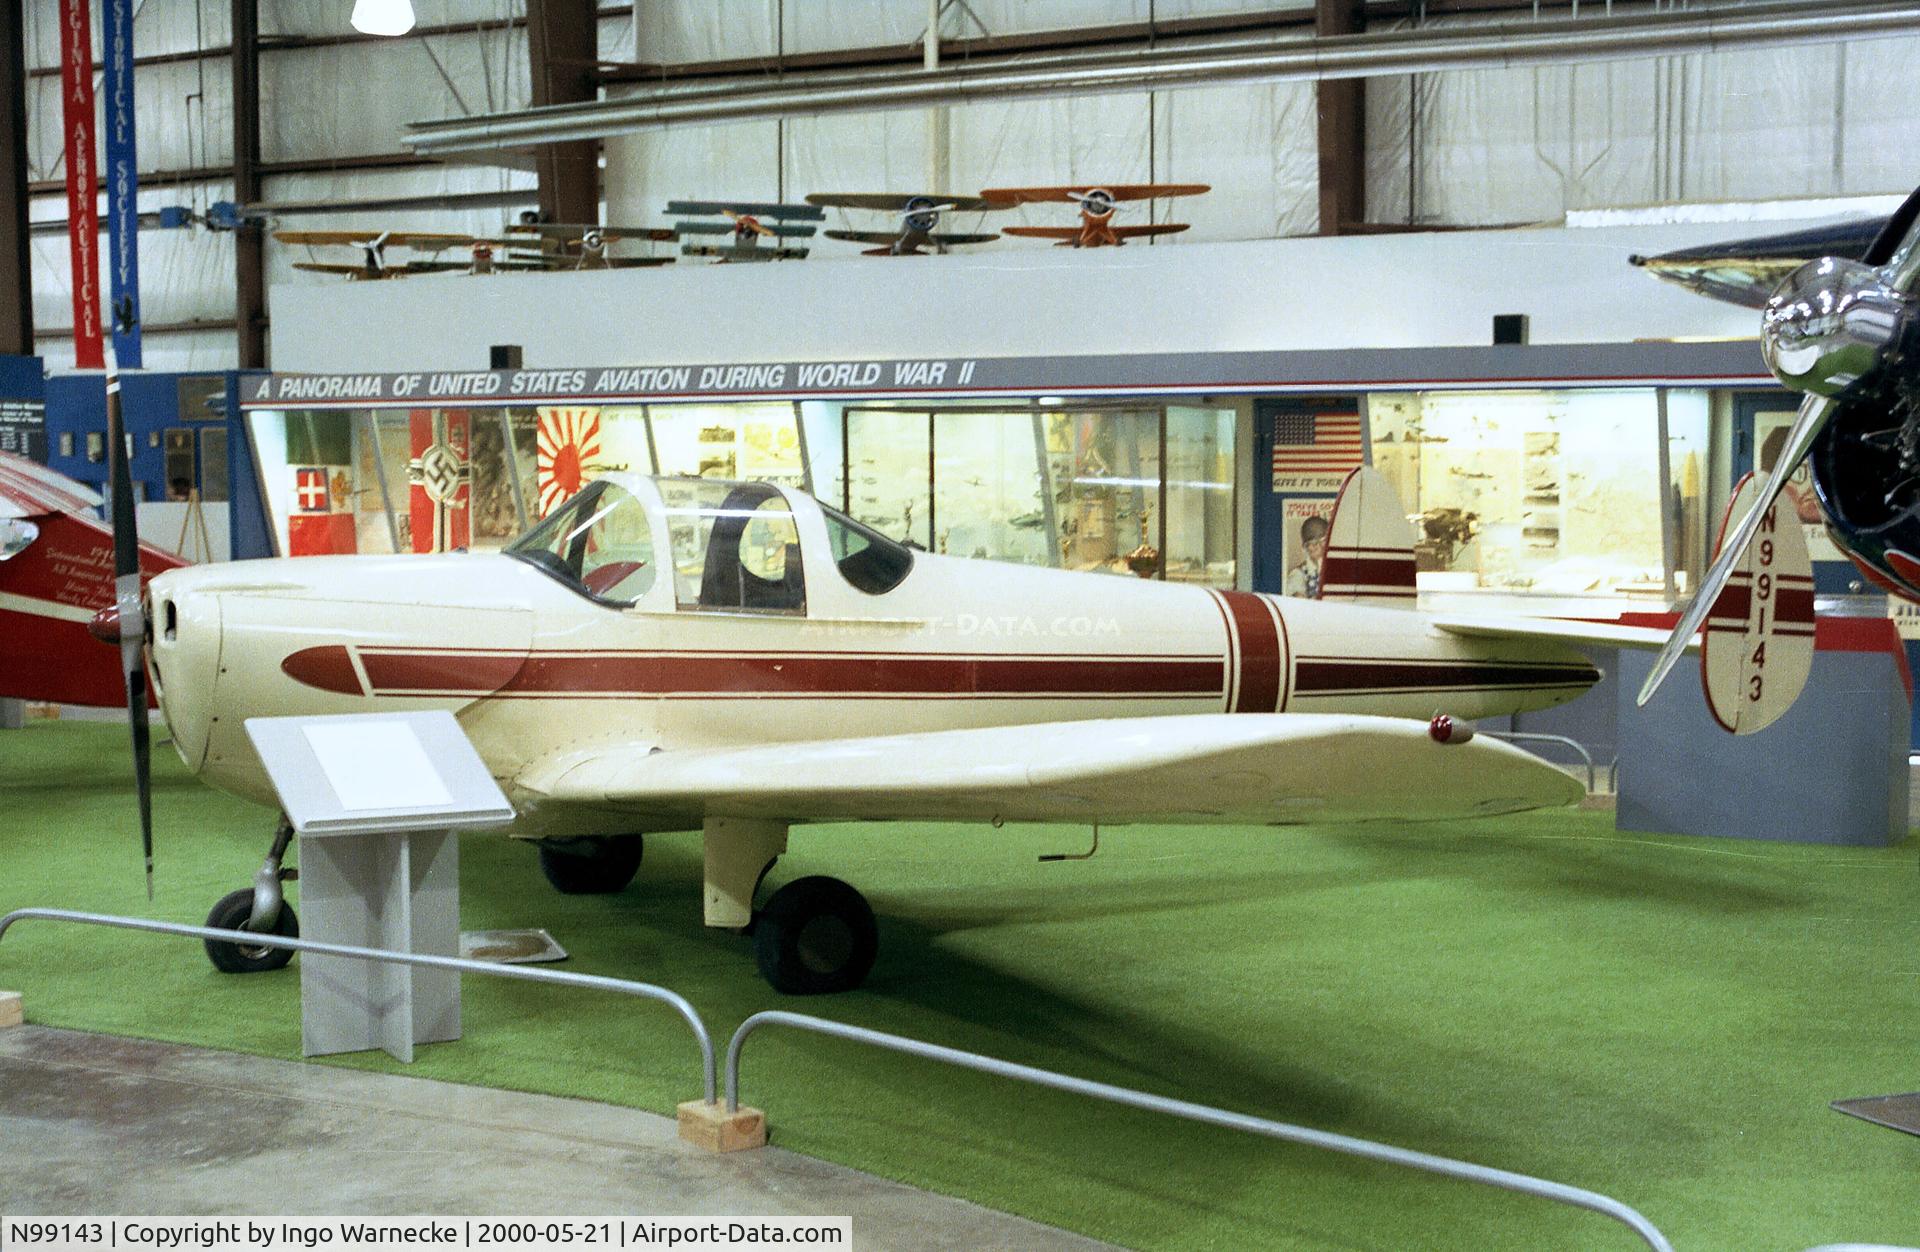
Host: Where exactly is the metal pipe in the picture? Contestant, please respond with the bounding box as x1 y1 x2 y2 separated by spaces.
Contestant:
725 1010 1674 1252
1482 729 1596 791
0 907 718 1102
406 0 1920 155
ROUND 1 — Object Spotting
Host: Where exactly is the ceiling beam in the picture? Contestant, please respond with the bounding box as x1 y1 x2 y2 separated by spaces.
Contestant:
407 0 1920 158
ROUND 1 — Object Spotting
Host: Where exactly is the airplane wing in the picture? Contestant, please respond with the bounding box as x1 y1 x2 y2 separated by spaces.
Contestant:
822 230 903 246
275 229 476 248
0 452 103 518
1429 615 1701 654
1110 223 1190 238
807 193 996 212
515 712 1583 827
1001 226 1091 240
290 262 381 277
506 223 678 242
981 183 1210 205
666 200 825 220
1629 217 1887 308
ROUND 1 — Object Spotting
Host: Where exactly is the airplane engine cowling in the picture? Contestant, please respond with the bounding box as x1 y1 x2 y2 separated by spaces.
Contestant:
1808 389 1920 602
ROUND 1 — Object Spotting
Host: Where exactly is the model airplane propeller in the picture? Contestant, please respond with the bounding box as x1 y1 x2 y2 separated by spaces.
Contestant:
807 193 1002 256
1638 183 1920 714
980 182 1210 247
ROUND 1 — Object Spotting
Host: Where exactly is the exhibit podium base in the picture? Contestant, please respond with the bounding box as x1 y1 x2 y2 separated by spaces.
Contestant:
300 829 460 1062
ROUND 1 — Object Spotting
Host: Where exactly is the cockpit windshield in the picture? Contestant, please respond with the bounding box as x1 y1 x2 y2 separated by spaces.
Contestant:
504 479 657 606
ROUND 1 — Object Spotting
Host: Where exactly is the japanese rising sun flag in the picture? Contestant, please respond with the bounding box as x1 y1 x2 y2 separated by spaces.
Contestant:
537 407 602 517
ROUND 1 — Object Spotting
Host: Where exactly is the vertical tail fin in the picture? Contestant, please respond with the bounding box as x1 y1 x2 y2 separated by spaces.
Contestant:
1699 471 1816 734
1319 466 1419 605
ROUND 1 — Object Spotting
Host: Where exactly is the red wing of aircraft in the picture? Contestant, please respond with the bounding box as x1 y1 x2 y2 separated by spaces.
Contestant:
0 452 184 707
1001 223 1189 245
979 183 1209 247
1638 182 1920 716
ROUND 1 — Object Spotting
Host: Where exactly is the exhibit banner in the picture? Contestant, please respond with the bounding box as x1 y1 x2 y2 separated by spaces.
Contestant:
287 465 357 556
409 409 471 552
1280 497 1336 598
56 0 104 370
102 0 143 368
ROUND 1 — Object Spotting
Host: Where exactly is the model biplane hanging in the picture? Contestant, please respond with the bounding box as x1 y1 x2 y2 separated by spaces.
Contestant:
273 229 493 279
979 182 1210 247
502 221 678 269
806 193 1001 256
1638 181 1920 717
667 200 821 262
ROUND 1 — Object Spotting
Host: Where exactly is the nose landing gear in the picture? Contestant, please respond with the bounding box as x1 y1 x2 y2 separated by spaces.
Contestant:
202 815 300 973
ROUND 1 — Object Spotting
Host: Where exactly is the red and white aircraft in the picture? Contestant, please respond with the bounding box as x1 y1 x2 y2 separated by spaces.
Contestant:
131 460 1757 993
0 452 182 708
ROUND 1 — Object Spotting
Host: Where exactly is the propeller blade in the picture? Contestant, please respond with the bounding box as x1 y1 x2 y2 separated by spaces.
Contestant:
104 373 153 898
1636 391 1836 708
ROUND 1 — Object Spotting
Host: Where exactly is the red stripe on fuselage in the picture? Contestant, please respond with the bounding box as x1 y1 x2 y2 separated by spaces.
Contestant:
290 648 1228 700
1218 591 1281 713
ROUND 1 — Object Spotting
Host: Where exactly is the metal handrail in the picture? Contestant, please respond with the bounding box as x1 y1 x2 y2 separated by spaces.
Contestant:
1485 730 1597 792
0 907 718 1102
725 1011 1673 1252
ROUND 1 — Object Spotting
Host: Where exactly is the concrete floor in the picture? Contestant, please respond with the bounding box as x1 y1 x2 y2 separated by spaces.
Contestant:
0 1025 1114 1249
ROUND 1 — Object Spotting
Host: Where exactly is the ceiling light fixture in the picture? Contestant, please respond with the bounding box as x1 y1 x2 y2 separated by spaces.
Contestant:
350 0 416 37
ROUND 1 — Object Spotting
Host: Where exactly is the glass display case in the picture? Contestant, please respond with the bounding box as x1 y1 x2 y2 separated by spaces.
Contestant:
1367 388 1711 600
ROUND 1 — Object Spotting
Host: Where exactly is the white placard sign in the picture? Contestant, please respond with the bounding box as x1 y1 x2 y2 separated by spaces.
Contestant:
301 720 454 812
246 711 516 836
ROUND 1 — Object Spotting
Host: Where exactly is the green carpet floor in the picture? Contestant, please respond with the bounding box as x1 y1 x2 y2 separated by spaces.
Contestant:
2 720 1916 1250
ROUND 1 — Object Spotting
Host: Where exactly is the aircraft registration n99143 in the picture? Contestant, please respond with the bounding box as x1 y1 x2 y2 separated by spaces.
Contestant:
124 463 1699 994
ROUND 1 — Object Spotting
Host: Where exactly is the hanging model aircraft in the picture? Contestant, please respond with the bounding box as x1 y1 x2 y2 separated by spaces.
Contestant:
1637 182 1920 716
0 451 183 708
501 221 678 269
805 193 1002 256
94 426 1759 992
273 229 494 280
667 200 821 262
979 183 1210 247
1630 215 1889 308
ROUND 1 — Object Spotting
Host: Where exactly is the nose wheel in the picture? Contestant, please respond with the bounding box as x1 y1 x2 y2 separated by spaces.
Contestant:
203 815 300 974
753 876 878 995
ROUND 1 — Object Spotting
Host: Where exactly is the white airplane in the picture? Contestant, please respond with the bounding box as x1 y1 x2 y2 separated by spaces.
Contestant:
103 446 1814 994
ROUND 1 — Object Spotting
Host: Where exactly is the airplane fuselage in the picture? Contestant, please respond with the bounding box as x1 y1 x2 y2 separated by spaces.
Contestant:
147 477 1598 835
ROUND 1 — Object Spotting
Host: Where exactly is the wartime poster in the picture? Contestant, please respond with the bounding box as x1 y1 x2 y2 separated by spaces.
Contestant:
1280 497 1336 598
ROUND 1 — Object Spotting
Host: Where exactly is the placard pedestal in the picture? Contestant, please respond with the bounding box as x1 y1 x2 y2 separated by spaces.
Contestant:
299 828 460 1061
246 711 515 1064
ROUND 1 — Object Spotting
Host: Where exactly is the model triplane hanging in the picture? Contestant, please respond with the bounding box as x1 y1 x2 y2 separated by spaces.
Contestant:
979 182 1211 247
667 200 822 262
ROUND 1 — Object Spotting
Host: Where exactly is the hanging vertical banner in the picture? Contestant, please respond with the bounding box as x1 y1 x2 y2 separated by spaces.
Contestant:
56 0 103 369
408 409 472 553
102 0 142 368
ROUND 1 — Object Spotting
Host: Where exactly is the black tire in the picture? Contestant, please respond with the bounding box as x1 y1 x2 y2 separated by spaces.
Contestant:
753 876 878 995
203 888 298 975
537 836 644 894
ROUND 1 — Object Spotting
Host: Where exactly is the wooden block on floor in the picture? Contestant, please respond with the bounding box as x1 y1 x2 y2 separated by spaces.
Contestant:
1580 793 1617 811
677 1099 767 1153
0 991 22 1029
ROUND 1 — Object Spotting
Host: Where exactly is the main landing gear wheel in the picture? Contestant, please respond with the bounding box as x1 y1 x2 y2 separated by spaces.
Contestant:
753 876 878 995
203 889 298 975
537 836 645 894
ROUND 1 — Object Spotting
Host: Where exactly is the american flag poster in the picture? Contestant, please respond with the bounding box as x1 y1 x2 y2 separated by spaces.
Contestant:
537 407 602 517
1270 406 1365 493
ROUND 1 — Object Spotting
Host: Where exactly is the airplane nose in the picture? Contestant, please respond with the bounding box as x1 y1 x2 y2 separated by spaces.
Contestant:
147 573 221 773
